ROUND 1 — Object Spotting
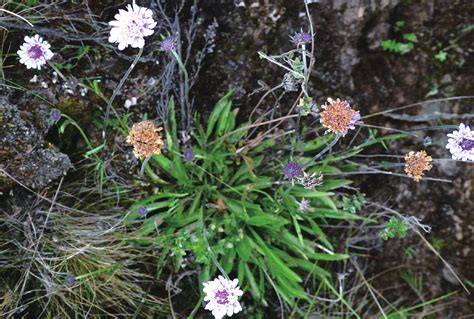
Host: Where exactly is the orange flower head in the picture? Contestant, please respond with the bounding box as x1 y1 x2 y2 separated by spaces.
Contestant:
126 120 164 159
404 150 433 182
320 98 361 136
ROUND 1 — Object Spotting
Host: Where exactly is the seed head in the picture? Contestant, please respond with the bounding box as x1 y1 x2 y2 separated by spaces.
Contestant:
404 150 433 182
127 120 164 159
320 98 361 136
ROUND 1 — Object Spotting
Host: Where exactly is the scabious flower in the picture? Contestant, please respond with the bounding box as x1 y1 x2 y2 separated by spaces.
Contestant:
446 123 474 162
17 35 54 70
138 206 148 216
66 274 75 285
203 276 243 319
296 171 323 189
160 36 177 52
108 3 156 50
320 98 361 136
50 109 61 122
184 146 194 161
126 120 164 159
404 150 433 182
283 161 302 179
298 198 314 212
292 32 312 45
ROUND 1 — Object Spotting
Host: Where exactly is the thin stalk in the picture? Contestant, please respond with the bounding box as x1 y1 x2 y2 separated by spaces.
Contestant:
102 46 144 143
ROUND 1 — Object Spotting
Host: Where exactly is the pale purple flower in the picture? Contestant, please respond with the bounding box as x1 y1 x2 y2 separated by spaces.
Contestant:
184 147 194 161
446 123 474 162
298 198 313 212
17 35 53 70
283 161 302 179
138 206 148 216
293 32 312 45
203 276 243 319
108 3 156 50
50 109 61 122
160 36 177 52
66 274 75 285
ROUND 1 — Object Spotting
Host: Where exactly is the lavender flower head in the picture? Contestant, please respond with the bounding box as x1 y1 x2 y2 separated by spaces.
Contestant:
284 161 302 179
17 35 54 70
184 147 194 161
138 206 148 216
203 276 243 319
66 274 75 285
446 123 474 162
292 32 312 45
108 3 156 50
50 109 61 122
160 36 177 52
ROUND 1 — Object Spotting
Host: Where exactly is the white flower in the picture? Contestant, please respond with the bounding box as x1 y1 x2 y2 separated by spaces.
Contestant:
108 3 156 50
446 123 474 162
203 276 243 319
17 34 53 70
124 96 138 108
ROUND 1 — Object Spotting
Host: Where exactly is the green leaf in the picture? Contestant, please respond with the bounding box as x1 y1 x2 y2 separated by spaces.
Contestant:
206 90 233 137
435 51 447 62
303 134 335 152
402 33 417 42
224 198 250 221
317 179 353 191
247 212 289 227
84 144 104 158
291 187 332 198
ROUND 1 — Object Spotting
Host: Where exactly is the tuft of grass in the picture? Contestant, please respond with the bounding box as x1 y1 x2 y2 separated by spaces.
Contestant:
0 180 168 317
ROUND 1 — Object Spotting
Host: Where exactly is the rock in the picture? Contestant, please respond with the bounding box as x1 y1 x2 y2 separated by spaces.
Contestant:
0 95 72 190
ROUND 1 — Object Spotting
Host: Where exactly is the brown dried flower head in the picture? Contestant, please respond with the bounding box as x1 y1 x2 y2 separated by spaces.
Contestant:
126 120 164 159
404 150 433 182
320 98 361 136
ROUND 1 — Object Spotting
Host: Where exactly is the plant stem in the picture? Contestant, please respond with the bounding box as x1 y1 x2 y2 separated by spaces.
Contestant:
102 46 144 144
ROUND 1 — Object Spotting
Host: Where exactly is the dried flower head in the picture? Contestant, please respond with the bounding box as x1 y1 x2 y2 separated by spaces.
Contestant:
292 32 312 45
320 98 361 136
126 120 164 159
296 171 323 189
298 198 314 212
404 150 433 182
160 36 177 52
282 72 300 91
17 35 54 70
108 3 156 50
203 276 243 319
283 161 302 179
446 123 474 162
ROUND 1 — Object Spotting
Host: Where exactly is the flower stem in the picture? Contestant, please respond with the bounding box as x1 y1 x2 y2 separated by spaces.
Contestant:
102 46 144 144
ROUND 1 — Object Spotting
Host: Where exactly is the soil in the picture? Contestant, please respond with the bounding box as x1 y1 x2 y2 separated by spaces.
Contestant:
1 0 473 317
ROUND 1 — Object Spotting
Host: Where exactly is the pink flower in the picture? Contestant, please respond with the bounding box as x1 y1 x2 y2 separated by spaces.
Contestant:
203 276 243 319
108 3 156 50
17 35 53 70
